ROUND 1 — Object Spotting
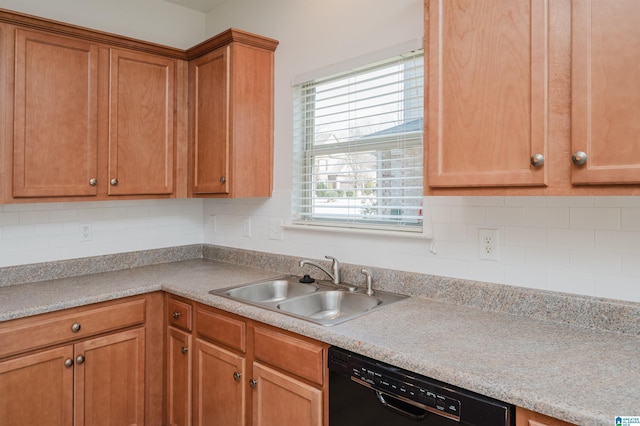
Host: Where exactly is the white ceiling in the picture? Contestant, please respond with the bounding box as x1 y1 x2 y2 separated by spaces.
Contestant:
164 0 227 12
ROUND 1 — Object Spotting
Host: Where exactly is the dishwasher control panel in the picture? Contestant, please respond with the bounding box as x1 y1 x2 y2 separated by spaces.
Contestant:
351 357 462 421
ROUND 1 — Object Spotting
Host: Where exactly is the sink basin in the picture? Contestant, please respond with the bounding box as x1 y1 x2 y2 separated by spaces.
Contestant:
223 278 318 303
277 291 381 321
210 275 408 326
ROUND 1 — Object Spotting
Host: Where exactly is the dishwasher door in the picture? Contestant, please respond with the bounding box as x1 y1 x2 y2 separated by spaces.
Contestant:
329 371 456 426
328 346 514 426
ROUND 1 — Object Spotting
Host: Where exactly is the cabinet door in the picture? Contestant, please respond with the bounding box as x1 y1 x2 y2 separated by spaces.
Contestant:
194 338 245 426
0 346 74 426
426 0 548 188
571 0 640 184
74 327 145 426
13 29 99 197
167 326 192 426
252 362 322 426
190 45 230 194
109 49 175 195
516 407 576 426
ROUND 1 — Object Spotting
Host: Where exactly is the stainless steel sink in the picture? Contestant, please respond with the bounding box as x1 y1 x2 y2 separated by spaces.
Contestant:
276 291 382 325
224 278 319 303
210 275 408 326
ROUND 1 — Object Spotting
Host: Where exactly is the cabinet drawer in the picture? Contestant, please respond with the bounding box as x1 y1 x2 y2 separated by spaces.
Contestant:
168 297 192 331
0 298 146 359
196 307 246 353
253 326 325 385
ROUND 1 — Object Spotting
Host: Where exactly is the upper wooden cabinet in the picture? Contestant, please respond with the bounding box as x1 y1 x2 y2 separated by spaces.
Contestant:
425 0 640 195
426 0 549 189
188 29 278 198
571 0 640 185
0 9 278 203
13 29 99 198
108 49 176 196
0 10 188 203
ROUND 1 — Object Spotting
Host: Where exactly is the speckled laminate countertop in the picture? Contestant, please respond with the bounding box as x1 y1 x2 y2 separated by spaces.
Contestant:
1 256 637 426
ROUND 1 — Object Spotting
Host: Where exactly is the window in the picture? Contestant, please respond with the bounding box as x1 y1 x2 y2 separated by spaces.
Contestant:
292 49 424 232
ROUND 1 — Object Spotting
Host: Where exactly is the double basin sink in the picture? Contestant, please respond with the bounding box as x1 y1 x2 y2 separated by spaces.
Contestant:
210 276 408 326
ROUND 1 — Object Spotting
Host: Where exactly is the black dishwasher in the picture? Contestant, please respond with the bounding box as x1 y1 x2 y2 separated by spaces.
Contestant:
328 347 514 426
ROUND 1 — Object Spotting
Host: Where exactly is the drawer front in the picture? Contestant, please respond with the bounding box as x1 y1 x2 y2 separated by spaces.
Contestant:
0 298 146 359
253 326 325 385
168 297 192 331
196 307 246 353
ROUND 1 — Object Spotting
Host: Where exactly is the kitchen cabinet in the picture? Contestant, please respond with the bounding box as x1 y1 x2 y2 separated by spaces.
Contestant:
193 303 328 426
425 0 549 189
12 28 100 198
187 29 278 198
0 10 188 203
424 0 640 195
516 406 576 426
195 336 246 425
166 295 194 426
107 48 177 196
0 294 164 425
0 346 73 425
571 0 640 185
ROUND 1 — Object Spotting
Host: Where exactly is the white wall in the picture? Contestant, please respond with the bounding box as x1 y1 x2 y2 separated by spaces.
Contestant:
0 0 205 48
202 0 640 303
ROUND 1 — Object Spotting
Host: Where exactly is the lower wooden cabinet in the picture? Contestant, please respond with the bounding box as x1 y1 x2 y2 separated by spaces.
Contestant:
75 328 146 426
0 294 162 426
167 326 192 426
165 295 328 426
252 362 322 426
516 406 577 426
194 338 246 426
0 345 73 425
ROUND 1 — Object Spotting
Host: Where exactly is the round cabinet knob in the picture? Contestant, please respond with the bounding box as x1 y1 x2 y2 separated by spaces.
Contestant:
64 358 74 368
530 153 545 167
172 311 182 319
249 378 258 389
89 178 97 186
233 371 242 382
181 346 188 355
220 177 226 184
572 151 588 166
110 178 118 186
71 323 81 333
76 355 85 365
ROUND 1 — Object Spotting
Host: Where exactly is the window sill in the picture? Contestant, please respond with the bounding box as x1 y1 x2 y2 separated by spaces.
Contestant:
282 223 433 240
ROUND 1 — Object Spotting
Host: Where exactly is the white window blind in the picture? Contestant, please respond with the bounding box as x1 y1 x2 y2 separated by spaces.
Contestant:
292 49 424 232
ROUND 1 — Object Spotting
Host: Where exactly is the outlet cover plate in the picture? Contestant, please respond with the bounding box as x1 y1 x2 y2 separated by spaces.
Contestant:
478 228 499 261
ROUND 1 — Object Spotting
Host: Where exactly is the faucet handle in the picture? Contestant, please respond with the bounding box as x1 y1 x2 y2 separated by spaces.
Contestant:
361 269 374 296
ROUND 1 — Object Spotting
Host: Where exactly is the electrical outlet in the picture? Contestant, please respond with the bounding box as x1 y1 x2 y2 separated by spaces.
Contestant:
242 217 252 237
79 223 92 242
268 218 283 240
478 228 498 261
208 215 217 231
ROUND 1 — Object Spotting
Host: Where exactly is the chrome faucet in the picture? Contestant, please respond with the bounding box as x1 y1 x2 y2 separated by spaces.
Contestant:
299 255 356 291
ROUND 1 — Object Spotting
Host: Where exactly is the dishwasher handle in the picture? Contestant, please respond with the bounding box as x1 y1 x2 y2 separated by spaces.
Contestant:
375 390 428 421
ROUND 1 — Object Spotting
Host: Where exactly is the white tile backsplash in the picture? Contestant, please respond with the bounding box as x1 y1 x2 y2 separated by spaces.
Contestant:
202 195 640 303
0 199 204 267
2 195 640 302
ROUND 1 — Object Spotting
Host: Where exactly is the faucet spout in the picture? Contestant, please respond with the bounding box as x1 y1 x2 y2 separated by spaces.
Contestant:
299 255 356 291
298 259 336 283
